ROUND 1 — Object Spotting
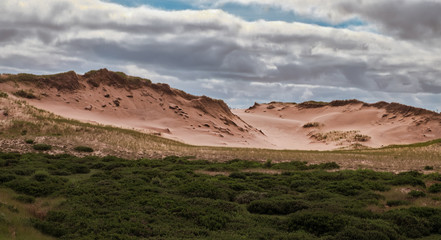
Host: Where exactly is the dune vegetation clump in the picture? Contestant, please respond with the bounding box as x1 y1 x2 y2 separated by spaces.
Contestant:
13 90 37 99
311 130 371 143
303 122 321 128
0 91 8 98
354 134 371 142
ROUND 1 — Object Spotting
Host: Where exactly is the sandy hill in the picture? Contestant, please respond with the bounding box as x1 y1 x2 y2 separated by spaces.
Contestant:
1 70 440 150
233 100 441 150
0 69 265 148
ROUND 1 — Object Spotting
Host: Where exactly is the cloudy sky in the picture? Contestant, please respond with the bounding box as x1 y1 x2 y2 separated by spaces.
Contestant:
1 0 441 111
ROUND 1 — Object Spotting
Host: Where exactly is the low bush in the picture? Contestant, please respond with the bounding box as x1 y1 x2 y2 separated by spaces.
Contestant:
69 165 90 174
428 183 441 193
73 146 94 153
25 139 34 144
179 180 232 200
288 211 348 236
408 190 426 198
390 171 425 187
383 209 432 238
248 198 309 215
6 175 67 197
311 162 340 170
15 195 36 203
33 171 50 181
234 191 265 204
424 166 434 170
33 144 52 151
0 173 16 183
386 200 409 207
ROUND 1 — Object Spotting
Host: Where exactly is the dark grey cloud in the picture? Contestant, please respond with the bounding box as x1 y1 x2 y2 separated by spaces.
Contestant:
339 0 441 41
0 29 19 42
60 37 240 71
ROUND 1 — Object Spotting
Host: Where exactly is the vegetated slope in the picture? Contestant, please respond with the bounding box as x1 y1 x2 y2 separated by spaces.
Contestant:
1 91 440 172
233 100 441 150
2 153 441 239
0 69 265 148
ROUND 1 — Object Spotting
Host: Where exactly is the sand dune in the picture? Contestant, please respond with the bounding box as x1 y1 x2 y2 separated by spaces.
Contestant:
234 101 441 150
1 70 440 150
0 69 267 148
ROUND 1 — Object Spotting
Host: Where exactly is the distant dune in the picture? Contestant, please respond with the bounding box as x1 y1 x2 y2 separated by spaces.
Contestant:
1 69 440 150
234 100 441 150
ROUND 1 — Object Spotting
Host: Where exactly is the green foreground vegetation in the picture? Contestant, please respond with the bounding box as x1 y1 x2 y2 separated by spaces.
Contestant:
1 152 441 239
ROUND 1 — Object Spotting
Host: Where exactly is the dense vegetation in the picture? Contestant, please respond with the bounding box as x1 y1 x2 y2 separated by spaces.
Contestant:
1 152 441 239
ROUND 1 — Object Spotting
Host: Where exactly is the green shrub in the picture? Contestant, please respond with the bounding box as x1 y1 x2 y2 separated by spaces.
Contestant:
15 195 36 203
234 191 265 204
428 183 441 193
391 171 425 187
69 165 90 174
6 175 67 197
73 146 94 152
229 172 247 179
264 159 272 168
386 200 409 207
383 209 432 238
33 171 50 181
33 144 52 151
180 180 232 200
311 162 340 170
0 91 8 98
288 211 347 236
33 217 68 237
0 174 16 183
272 161 309 170
408 190 426 198
197 212 230 230
225 159 262 170
14 168 35 176
247 198 309 215
328 180 365 196
331 226 390 240
424 166 434 170
25 139 34 144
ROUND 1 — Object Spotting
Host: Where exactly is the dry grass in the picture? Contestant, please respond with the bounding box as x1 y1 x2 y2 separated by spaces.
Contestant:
0 97 440 173
0 188 56 240
310 130 371 143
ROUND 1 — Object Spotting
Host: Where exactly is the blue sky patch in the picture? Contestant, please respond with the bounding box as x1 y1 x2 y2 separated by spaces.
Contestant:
105 0 197 10
106 0 366 28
